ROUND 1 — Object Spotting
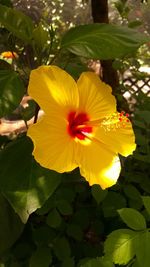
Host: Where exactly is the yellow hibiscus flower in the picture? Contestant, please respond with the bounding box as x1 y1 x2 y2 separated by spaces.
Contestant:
27 65 136 189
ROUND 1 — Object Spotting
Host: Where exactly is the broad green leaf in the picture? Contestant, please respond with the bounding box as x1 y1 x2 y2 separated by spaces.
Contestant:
91 184 108 204
0 4 34 42
135 231 150 267
29 247 52 267
0 70 25 117
53 237 71 260
0 137 61 223
33 22 50 51
0 193 24 256
104 229 137 265
142 196 150 215
118 208 146 230
81 258 114 267
46 208 62 228
61 24 149 60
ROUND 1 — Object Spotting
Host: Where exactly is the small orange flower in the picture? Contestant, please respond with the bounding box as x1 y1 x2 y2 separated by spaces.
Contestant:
27 66 136 189
1 51 18 59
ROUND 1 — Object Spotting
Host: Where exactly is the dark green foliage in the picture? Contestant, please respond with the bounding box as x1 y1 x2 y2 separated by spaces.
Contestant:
0 70 25 117
0 2 150 267
61 24 149 59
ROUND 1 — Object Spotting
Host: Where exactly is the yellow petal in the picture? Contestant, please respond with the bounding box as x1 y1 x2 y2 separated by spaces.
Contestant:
77 72 116 120
27 115 77 172
77 141 121 189
28 65 79 116
96 117 136 157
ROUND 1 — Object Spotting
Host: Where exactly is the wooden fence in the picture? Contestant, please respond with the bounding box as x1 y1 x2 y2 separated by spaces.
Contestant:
123 76 150 96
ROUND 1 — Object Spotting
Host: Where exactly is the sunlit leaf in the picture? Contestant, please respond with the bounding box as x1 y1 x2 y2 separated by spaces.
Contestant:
104 229 137 265
135 231 150 267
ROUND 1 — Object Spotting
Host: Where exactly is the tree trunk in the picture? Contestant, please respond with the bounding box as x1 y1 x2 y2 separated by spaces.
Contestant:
91 0 109 23
91 0 119 91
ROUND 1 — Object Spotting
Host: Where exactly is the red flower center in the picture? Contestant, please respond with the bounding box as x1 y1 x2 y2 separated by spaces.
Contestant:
68 112 92 140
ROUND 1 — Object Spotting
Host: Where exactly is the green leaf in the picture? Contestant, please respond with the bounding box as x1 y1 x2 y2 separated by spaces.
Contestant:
0 70 25 117
0 59 12 70
0 193 24 256
104 229 137 265
102 191 126 217
135 231 150 267
21 100 36 121
132 259 140 267
29 246 52 267
136 111 150 124
0 4 34 42
123 185 141 200
81 258 114 267
62 258 75 267
142 196 150 215
46 208 62 228
0 0 12 7
128 20 143 28
61 23 149 60
0 137 61 223
91 184 108 204
33 22 50 51
67 224 83 241
56 199 73 215
118 208 147 230
32 226 56 246
53 237 71 260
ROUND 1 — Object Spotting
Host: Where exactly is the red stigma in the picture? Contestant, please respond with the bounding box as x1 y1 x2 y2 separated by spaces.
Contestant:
67 112 92 140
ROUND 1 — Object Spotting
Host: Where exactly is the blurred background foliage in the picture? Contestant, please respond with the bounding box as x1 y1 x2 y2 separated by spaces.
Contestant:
0 0 150 267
